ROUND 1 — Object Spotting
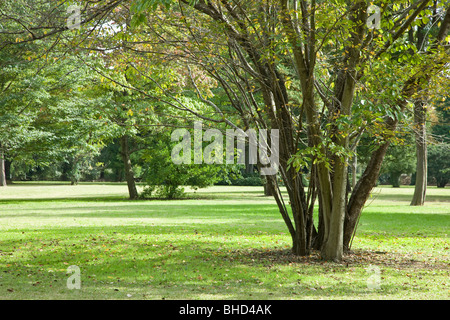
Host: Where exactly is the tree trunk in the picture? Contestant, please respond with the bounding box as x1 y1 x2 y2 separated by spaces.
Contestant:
0 150 7 187
290 173 309 256
70 157 80 185
5 159 11 184
411 100 427 206
263 179 274 196
119 135 139 200
321 157 347 261
390 172 401 188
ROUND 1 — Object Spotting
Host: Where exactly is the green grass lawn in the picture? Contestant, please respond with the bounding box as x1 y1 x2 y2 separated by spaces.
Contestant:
0 183 448 300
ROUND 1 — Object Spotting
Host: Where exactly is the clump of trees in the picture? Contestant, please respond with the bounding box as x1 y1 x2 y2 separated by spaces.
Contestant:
1 0 449 261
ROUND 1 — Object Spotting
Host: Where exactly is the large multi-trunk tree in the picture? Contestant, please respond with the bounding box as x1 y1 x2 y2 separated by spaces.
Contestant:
112 0 450 261
139 0 447 261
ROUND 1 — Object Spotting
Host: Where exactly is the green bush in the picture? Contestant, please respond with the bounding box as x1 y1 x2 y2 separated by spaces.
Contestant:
140 131 223 199
216 172 263 186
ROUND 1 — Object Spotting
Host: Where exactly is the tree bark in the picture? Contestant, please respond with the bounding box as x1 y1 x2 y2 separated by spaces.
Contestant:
263 178 274 196
321 156 347 261
119 135 139 200
411 100 427 205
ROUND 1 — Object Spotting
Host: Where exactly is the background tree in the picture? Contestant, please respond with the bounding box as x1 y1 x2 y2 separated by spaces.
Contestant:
0 0 124 186
0 45 113 185
407 0 449 205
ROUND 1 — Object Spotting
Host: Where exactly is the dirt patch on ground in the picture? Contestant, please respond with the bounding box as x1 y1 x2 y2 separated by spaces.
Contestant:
224 247 449 271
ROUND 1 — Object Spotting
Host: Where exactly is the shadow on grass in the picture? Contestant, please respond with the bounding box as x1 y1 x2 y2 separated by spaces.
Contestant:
2 222 447 272
0 201 280 219
2 230 442 300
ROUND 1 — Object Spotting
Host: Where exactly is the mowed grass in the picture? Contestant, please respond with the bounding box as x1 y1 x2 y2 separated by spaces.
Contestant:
0 183 448 300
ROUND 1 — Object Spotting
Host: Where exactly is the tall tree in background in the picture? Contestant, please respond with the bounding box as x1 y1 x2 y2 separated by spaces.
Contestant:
0 48 117 185
409 0 447 205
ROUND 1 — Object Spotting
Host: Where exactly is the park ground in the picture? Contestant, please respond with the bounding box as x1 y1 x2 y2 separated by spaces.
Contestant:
0 183 448 300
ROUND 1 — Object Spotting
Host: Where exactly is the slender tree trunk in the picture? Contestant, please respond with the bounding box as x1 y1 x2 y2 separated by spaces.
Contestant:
290 172 309 256
5 160 11 184
0 150 7 187
411 100 427 205
119 135 139 200
70 157 80 185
